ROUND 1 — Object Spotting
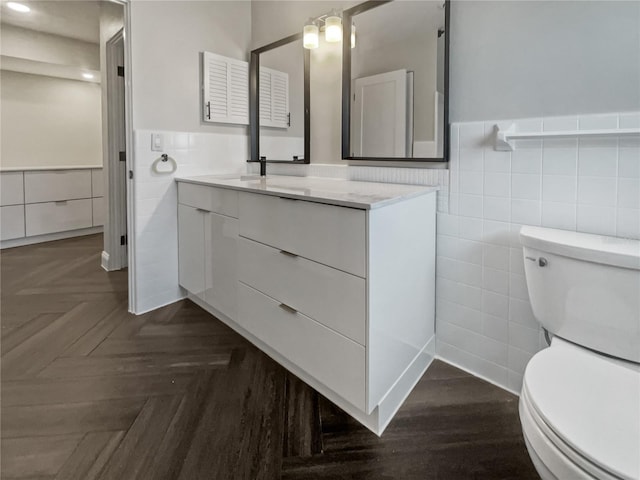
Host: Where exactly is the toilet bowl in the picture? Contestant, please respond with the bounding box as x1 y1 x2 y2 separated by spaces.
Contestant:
519 226 640 480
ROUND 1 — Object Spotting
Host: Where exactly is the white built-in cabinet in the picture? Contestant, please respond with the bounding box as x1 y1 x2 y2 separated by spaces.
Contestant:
0 168 104 246
176 180 436 435
202 51 249 125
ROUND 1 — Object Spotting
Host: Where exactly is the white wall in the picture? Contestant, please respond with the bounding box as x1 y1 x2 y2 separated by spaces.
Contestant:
0 70 102 169
129 1 252 313
449 0 640 122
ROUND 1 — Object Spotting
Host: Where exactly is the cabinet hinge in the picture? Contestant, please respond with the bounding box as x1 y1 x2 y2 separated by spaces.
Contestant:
128 170 133 179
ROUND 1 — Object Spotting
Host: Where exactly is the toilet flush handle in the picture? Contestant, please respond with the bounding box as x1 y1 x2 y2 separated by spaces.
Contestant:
538 257 548 267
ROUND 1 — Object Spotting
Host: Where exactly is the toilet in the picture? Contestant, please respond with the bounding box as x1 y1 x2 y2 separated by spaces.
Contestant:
519 226 640 480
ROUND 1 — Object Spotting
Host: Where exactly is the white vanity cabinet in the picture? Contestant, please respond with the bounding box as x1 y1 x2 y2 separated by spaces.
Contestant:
176 176 437 435
177 183 238 321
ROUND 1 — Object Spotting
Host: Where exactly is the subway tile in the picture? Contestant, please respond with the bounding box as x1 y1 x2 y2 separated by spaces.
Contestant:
578 147 617 176
542 202 577 231
509 298 538 329
509 323 541 355
542 147 578 175
481 336 508 367
509 223 524 248
457 261 483 288
511 199 542 226
437 213 459 237
515 117 543 133
483 196 511 222
617 208 640 239
619 112 640 129
484 172 511 197
459 149 484 172
459 216 484 241
578 113 618 130
618 148 640 178
437 298 482 333
484 150 511 173
577 176 617 206
457 239 483 265
460 171 484 195
542 175 577 203
436 256 458 282
510 273 529 300
482 267 509 295
577 205 616 235
510 247 525 275
512 148 542 174
436 234 459 259
483 243 510 271
508 347 534 376
617 178 640 209
507 371 525 395
459 122 486 149
512 174 541 200
457 283 483 311
482 313 508 343
482 290 509 319
482 220 511 246
459 194 483 218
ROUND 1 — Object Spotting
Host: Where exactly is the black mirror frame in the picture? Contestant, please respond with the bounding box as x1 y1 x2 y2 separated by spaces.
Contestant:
249 34 311 165
341 0 450 163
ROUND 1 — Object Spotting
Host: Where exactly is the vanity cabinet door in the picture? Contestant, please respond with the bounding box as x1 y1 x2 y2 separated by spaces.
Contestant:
178 204 206 299
205 212 238 320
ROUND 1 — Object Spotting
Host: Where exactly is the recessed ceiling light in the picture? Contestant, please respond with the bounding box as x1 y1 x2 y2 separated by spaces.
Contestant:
7 2 30 13
82 73 94 80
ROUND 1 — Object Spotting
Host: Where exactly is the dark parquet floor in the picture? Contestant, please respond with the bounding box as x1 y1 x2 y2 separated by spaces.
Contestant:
1 234 538 479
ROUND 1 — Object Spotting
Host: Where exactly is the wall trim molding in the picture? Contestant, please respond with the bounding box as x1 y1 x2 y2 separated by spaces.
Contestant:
1 226 103 250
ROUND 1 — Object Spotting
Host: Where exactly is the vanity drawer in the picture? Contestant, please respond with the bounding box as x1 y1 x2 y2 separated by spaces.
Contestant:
1 205 25 240
25 199 92 236
238 193 366 277
0 172 24 206
237 282 366 410
178 182 238 218
238 237 366 345
24 170 91 203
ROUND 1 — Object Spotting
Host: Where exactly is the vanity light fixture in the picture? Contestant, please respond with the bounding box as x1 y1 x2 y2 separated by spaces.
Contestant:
303 18 319 49
7 2 30 13
324 11 342 43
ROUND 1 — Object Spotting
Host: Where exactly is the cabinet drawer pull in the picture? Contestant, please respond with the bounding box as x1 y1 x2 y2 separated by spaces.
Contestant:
196 208 209 213
279 250 298 258
279 303 297 314
54 200 68 205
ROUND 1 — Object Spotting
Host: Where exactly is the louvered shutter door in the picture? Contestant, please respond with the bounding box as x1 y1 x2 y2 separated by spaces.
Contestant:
203 52 249 125
259 67 289 129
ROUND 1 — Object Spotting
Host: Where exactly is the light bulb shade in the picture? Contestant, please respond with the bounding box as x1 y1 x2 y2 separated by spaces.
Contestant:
351 23 356 49
303 23 319 49
324 15 342 43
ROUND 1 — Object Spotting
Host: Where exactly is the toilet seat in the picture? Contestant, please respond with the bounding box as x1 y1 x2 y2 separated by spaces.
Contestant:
521 338 640 480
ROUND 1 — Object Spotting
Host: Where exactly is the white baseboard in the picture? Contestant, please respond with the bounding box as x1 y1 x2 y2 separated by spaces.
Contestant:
1 226 103 250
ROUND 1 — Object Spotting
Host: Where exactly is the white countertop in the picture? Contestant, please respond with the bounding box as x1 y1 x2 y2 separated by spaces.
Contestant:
176 174 439 210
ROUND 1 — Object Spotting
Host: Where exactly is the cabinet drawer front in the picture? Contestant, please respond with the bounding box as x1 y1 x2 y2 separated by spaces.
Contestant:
239 193 366 277
237 282 366 410
238 237 366 345
91 169 104 198
178 183 238 218
0 172 24 206
1 205 25 240
92 197 104 226
25 199 92 236
24 170 92 203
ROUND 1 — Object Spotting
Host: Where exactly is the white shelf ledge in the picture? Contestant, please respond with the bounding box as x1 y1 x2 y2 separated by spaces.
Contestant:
495 124 640 151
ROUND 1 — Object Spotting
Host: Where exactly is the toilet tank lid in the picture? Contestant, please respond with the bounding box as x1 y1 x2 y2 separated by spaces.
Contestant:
520 226 640 270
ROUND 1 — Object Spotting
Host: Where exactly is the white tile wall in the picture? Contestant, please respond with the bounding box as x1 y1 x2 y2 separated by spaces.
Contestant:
133 129 248 314
440 111 640 394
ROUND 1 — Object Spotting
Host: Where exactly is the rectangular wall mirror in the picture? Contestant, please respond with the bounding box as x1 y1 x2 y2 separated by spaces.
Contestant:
250 34 310 164
342 0 449 162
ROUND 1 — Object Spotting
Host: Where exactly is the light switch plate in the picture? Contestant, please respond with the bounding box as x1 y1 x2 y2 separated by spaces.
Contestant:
151 133 163 152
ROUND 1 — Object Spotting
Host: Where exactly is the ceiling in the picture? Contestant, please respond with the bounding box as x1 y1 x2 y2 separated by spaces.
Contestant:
1 0 101 44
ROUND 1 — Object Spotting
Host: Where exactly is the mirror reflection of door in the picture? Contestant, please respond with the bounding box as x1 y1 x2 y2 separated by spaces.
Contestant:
258 39 304 161
349 1 445 159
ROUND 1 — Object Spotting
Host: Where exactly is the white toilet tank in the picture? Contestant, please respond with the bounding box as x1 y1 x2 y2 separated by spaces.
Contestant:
520 226 640 363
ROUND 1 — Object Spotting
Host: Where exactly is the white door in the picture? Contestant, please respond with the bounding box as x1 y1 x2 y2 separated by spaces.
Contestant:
352 69 408 157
